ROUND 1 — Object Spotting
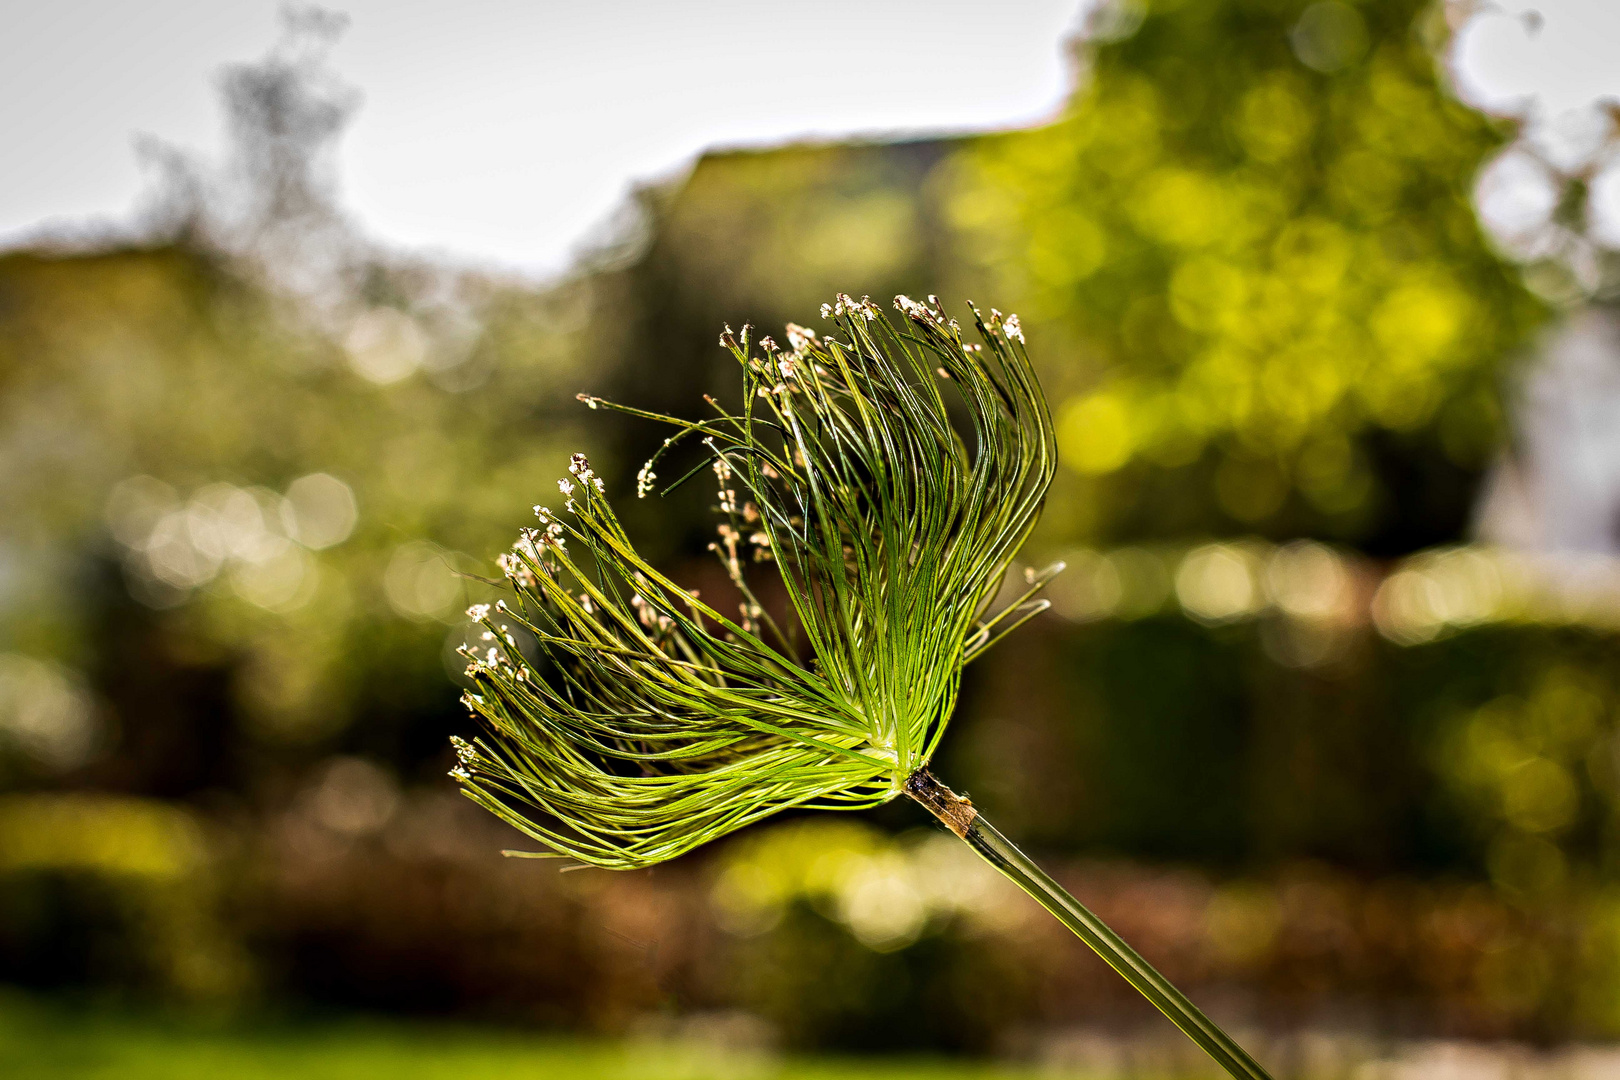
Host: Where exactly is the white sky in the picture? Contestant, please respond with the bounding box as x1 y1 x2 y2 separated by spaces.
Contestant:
1 0 1082 276
1449 0 1620 120
2 0 1617 278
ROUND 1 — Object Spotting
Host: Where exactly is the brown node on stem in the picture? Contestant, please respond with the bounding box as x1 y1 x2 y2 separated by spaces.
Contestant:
904 768 977 838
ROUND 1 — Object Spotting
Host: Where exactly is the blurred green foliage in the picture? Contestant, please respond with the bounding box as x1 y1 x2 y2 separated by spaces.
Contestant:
0 244 607 782
0 993 1070 1080
712 820 1034 1051
0 0 1610 1053
595 2 1547 554
0 795 247 1002
951 616 1620 883
945 0 1546 549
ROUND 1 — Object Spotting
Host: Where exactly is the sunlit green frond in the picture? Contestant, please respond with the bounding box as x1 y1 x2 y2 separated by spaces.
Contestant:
449 295 1056 869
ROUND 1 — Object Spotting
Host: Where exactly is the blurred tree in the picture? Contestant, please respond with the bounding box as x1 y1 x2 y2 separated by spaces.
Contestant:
0 17 607 791
584 2 1548 553
945 0 1547 550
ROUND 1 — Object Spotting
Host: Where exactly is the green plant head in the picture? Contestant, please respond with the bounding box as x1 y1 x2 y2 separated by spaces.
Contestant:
450 295 1057 869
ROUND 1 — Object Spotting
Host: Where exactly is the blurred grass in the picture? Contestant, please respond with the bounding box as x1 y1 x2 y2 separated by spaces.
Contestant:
0 993 1089 1080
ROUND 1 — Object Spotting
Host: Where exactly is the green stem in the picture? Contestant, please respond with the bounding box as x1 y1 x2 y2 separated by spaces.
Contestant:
904 769 1273 1080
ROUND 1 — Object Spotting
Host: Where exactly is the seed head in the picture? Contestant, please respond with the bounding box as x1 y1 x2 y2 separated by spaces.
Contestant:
449 297 1056 869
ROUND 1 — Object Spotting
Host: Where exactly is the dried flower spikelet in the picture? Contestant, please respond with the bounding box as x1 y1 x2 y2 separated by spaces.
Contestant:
760 336 778 352
749 530 773 562
566 452 605 492
830 293 879 321
496 552 536 586
636 460 658 499
1004 313 1024 344
711 522 743 578
557 478 573 497
514 529 541 561
575 393 600 410
785 322 817 354
894 294 931 322
466 603 491 622
719 324 739 349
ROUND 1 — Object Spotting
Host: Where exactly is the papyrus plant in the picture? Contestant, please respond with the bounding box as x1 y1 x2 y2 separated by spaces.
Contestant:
449 295 1272 1080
